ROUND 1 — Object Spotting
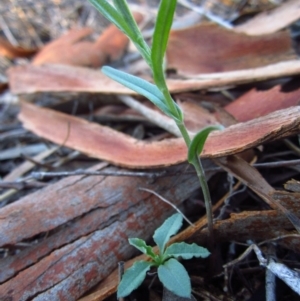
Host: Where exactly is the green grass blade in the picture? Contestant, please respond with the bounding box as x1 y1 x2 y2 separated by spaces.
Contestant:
102 66 181 120
151 0 177 86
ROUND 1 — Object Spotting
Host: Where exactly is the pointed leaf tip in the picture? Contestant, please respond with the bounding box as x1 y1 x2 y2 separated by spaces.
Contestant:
129 238 157 259
153 213 183 254
188 125 224 163
101 66 182 121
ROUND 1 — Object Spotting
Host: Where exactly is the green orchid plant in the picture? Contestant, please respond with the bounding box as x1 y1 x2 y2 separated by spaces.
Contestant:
89 0 222 245
89 0 223 297
117 213 210 298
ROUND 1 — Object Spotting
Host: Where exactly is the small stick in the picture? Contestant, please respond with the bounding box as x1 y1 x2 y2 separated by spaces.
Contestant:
31 169 166 180
139 187 194 226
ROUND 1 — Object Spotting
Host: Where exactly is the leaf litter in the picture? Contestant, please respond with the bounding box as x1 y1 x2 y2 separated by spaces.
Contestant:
1 0 300 300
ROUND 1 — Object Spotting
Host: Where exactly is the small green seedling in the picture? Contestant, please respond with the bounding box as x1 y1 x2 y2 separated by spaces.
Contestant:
117 213 210 298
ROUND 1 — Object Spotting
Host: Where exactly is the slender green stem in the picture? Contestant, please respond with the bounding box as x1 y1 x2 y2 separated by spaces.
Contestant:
176 122 191 146
154 75 214 246
177 123 214 246
191 156 214 246
153 58 182 122
162 88 180 119
149 0 214 243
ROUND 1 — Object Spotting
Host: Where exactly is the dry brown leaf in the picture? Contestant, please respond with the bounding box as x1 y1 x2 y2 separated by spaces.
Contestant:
18 102 300 168
193 211 300 251
235 0 300 35
32 12 143 67
284 179 300 192
0 37 37 59
9 61 300 96
32 28 104 67
94 11 144 62
166 23 296 75
225 82 300 122
0 82 7 93
214 155 300 232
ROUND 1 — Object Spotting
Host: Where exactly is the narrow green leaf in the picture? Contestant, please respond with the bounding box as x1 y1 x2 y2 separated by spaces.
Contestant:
102 66 181 121
112 0 138 33
188 125 224 163
117 260 154 298
89 0 131 35
89 0 151 66
129 238 157 260
158 258 191 298
153 213 183 254
164 242 210 260
151 0 177 86
112 0 151 64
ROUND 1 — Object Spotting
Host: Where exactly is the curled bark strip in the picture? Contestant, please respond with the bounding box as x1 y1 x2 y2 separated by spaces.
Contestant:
167 23 296 74
8 60 300 96
19 102 300 168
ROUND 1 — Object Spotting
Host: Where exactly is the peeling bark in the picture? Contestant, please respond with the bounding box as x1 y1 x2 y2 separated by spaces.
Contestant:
0 162 213 300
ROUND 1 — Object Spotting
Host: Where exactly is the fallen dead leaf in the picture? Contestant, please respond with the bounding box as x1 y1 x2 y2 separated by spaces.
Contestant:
94 11 144 62
0 37 37 59
214 155 300 232
234 0 300 35
284 179 300 192
32 27 107 67
193 210 300 251
166 23 296 74
32 12 143 67
225 81 300 122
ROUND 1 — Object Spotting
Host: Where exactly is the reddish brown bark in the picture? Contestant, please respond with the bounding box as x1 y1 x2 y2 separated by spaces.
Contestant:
0 162 206 300
167 23 296 75
225 84 300 122
8 61 300 96
18 102 300 168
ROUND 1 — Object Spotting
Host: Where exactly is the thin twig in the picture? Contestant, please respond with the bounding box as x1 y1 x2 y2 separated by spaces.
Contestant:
0 181 46 190
15 157 300 183
31 169 166 180
177 0 233 29
118 95 181 136
139 187 194 226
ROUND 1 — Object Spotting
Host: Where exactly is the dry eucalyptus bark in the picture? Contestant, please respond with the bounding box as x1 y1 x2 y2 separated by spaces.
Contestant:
0 161 215 300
